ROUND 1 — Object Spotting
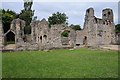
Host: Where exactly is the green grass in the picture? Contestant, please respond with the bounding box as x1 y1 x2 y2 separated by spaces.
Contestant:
2 48 118 78
0 52 2 78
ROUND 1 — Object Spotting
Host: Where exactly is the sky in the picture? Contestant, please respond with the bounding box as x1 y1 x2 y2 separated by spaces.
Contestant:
1 0 119 28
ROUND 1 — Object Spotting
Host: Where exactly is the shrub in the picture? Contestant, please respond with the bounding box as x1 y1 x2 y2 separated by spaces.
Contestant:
61 31 69 37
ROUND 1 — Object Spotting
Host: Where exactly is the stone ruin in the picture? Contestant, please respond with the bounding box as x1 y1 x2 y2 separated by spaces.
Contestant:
76 8 117 47
0 7 119 51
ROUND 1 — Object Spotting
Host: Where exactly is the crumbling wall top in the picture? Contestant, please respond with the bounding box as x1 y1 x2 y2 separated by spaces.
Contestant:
85 7 94 17
102 8 113 22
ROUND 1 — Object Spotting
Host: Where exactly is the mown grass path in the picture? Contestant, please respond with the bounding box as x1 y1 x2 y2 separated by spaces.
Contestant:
2 48 118 78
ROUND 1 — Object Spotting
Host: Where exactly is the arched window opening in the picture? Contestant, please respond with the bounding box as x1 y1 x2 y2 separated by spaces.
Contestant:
43 35 47 40
40 36 42 43
83 36 87 45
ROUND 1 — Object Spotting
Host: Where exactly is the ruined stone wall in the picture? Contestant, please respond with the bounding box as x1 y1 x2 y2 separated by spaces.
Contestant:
86 17 97 46
9 18 39 51
76 8 116 47
0 20 4 50
68 28 76 47
76 30 85 45
2 7 117 51
10 18 25 43
31 20 40 43
37 19 51 50
50 24 63 48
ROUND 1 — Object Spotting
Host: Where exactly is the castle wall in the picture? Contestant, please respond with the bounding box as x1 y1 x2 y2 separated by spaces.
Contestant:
1 7 118 51
76 8 116 47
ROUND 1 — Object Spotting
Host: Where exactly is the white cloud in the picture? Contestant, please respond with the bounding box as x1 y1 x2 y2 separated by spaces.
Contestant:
2 2 23 13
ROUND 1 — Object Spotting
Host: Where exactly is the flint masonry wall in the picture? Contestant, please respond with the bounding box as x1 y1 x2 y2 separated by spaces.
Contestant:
76 8 116 47
1 7 117 51
50 24 76 48
31 20 76 50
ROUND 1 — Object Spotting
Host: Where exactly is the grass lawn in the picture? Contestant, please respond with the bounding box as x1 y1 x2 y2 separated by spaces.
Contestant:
2 48 118 78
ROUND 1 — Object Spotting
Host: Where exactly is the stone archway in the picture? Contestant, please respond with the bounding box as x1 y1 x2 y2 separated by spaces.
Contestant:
4 30 15 45
61 30 70 45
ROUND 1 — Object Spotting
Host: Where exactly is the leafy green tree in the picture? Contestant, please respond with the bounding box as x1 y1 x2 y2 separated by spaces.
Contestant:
48 12 68 27
19 0 34 34
115 24 120 33
69 24 81 30
1 9 17 33
61 31 69 37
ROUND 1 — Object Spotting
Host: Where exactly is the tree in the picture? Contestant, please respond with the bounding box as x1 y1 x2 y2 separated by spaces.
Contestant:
48 12 68 27
61 31 69 37
69 24 81 30
1 9 17 33
19 0 34 34
115 24 120 33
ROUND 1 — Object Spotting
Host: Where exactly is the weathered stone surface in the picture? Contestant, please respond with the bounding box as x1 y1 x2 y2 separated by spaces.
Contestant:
76 8 116 47
1 8 119 51
0 20 4 51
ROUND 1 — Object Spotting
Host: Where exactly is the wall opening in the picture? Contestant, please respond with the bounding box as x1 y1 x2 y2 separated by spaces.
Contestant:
103 14 106 16
5 31 15 45
23 36 27 42
83 36 87 45
76 44 80 46
61 30 70 45
43 35 47 40
61 30 69 37
108 12 110 15
40 36 42 43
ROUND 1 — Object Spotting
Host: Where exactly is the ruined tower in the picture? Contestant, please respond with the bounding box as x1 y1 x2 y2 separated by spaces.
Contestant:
84 8 95 30
76 7 116 47
102 8 116 44
85 8 94 18
102 8 114 22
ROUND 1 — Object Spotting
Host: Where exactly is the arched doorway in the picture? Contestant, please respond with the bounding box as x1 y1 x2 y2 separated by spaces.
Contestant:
61 30 70 45
43 35 47 40
4 31 15 45
83 36 87 45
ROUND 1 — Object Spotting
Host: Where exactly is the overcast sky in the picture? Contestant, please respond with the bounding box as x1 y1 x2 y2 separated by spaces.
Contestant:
2 1 119 28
